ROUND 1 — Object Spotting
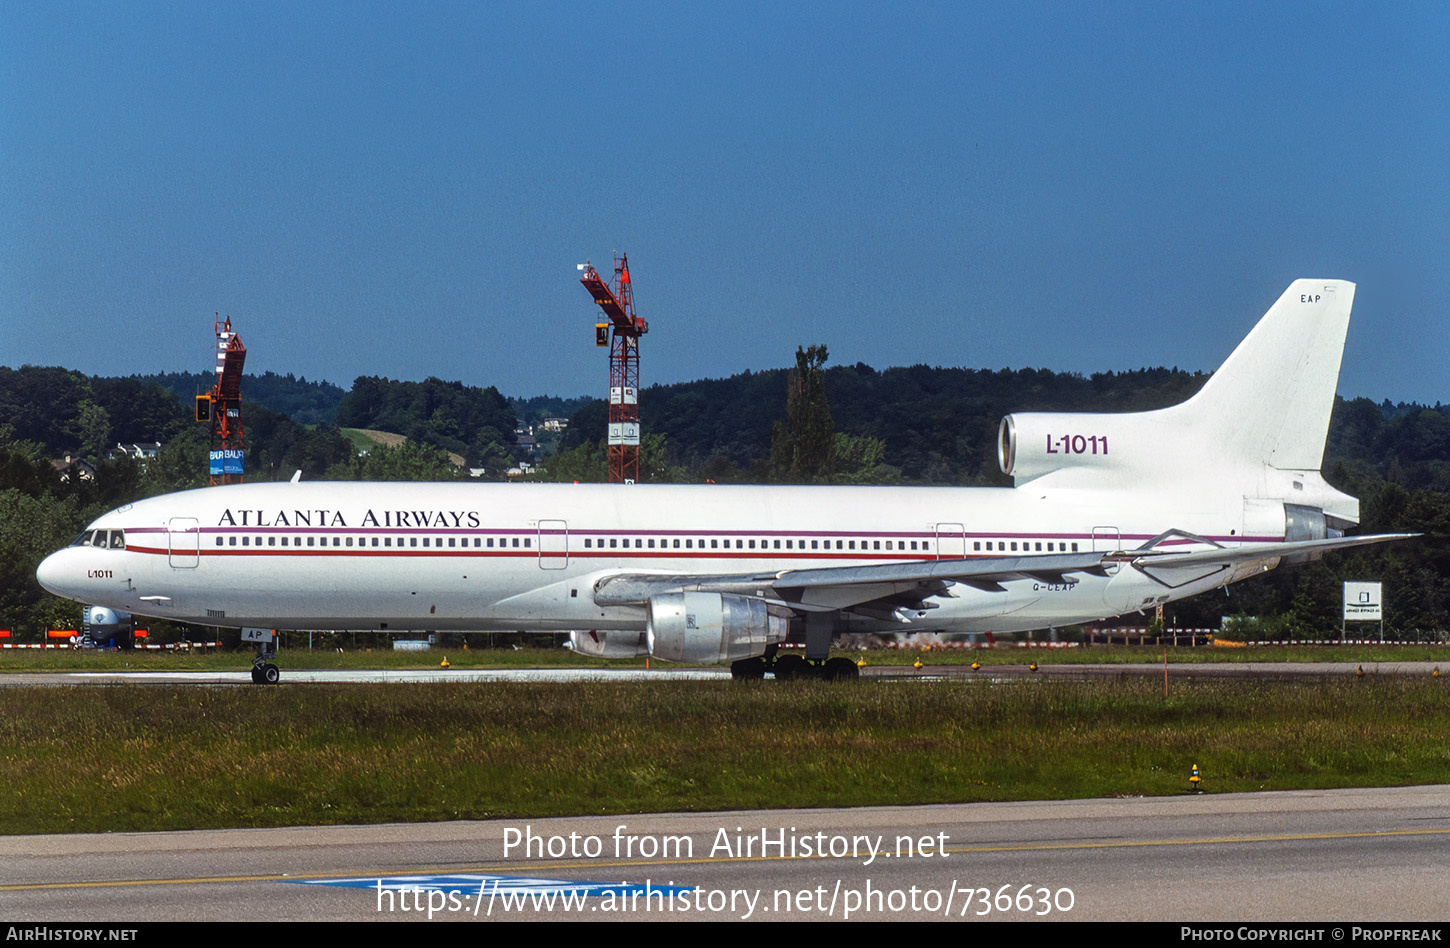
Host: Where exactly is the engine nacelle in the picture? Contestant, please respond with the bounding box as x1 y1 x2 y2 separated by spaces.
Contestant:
1284 504 1329 542
83 605 131 635
1243 499 1329 542
998 412 1147 483
566 630 649 659
646 592 787 665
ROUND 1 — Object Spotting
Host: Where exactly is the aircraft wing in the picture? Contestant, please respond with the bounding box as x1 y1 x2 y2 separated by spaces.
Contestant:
591 533 1415 614
592 550 1108 616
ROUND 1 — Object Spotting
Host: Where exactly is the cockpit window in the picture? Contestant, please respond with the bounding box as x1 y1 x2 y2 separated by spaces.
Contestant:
70 529 125 549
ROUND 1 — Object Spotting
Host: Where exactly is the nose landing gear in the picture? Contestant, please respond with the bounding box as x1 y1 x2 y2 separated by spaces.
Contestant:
250 660 280 685
243 628 280 685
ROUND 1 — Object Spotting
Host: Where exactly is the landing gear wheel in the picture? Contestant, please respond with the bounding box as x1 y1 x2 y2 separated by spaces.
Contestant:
250 666 264 684
731 657 766 680
772 654 807 680
261 663 280 685
823 657 860 681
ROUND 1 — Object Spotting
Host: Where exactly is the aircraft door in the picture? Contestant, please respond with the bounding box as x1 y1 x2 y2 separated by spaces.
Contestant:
935 522 966 560
168 517 200 568
537 520 568 569
1091 526 1121 553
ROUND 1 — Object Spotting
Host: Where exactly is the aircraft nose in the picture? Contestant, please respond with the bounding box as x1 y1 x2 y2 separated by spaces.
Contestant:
36 550 72 598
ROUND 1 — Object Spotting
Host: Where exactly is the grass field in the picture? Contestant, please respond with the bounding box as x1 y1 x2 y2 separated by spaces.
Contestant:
3 676 1448 835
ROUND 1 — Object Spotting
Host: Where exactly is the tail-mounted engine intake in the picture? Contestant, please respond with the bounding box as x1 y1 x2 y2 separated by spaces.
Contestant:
998 412 1142 483
646 592 787 664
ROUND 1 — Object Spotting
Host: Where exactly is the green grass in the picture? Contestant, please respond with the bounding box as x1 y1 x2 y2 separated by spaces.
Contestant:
3 677 1448 835
870 643 1450 665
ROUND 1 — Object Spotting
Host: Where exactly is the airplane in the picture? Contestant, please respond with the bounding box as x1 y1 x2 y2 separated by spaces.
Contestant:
36 279 1411 683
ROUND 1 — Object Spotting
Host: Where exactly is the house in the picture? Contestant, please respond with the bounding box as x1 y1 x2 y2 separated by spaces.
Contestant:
105 442 164 461
52 456 97 483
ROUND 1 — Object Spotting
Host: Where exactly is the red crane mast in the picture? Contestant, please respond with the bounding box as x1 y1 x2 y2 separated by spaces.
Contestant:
196 316 247 485
580 253 648 483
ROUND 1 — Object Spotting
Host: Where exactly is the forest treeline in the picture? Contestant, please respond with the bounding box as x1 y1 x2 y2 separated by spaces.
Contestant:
1 360 1446 637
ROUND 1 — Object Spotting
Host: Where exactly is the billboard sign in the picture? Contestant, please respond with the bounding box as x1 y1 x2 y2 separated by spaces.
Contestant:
1343 582 1383 621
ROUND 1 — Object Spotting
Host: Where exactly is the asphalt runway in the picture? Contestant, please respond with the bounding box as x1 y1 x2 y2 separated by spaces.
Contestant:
4 786 1449 922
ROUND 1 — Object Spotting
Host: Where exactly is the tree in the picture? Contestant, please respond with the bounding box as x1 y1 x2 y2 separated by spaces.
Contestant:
327 440 467 482
771 344 834 483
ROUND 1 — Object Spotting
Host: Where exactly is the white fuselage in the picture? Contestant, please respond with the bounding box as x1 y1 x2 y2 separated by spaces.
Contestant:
38 478 1281 636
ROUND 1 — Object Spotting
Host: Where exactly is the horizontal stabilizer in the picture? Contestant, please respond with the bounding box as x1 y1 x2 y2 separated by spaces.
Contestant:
1120 533 1416 569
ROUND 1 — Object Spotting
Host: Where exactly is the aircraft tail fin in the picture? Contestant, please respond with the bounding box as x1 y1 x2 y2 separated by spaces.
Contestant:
1173 279 1354 472
998 280 1357 518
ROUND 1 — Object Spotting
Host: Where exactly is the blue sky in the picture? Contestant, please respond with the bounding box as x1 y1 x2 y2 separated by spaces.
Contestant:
2 2 1445 403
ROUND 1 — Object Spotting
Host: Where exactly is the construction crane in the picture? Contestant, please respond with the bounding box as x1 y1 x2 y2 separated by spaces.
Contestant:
579 253 648 483
194 316 247 485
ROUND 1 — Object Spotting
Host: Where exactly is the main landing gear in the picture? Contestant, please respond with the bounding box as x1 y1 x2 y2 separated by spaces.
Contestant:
730 648 859 682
